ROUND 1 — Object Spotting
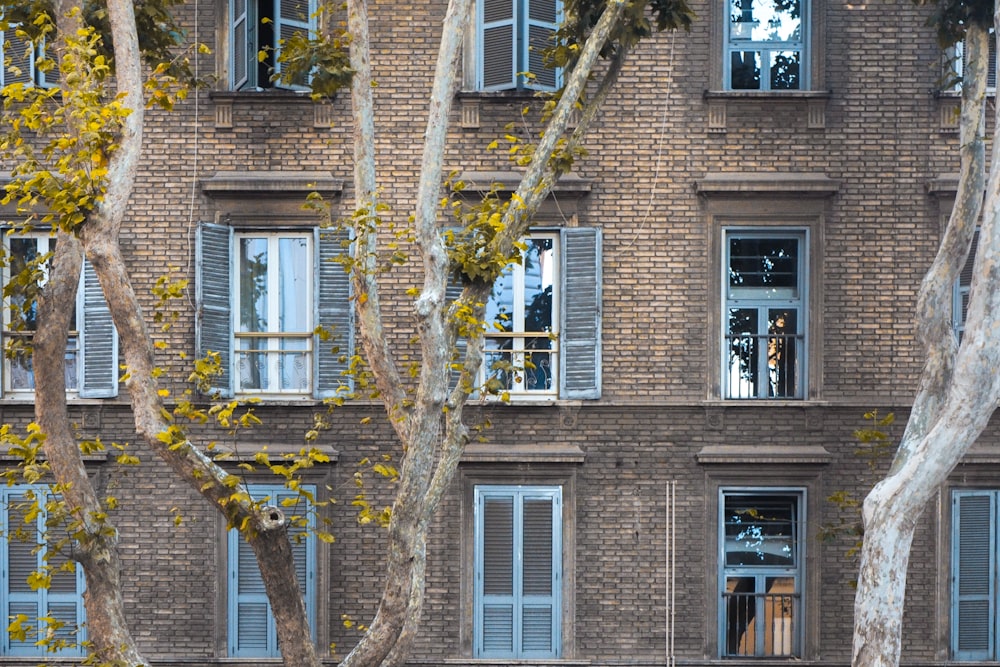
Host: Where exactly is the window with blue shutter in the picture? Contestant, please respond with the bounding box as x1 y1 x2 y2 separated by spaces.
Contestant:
477 0 562 92
952 490 1000 660
954 229 979 341
1 235 117 398
228 484 317 658
0 26 49 88
474 485 561 659
195 222 352 399
479 228 600 399
1 485 86 657
229 0 317 90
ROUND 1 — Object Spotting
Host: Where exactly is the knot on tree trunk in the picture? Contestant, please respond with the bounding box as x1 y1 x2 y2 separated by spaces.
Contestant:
259 505 286 531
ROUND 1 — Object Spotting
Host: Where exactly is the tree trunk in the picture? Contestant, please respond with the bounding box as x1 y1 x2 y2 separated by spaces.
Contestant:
852 17 1000 667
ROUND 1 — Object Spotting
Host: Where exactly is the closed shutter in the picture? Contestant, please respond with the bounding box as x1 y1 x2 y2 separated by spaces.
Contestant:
196 223 234 397
953 491 997 660
79 260 118 398
559 227 601 399
313 227 353 398
229 485 316 657
231 0 251 89
6 489 39 656
475 486 561 658
955 229 979 341
274 0 315 88
446 277 469 392
523 0 561 90
479 0 517 90
1 27 35 88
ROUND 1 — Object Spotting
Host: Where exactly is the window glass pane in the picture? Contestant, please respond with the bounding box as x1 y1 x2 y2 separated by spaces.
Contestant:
768 309 797 398
278 237 310 333
770 50 801 89
487 269 515 333
730 51 761 89
237 337 268 391
523 238 554 334
724 576 757 656
728 237 799 297
280 337 309 391
724 495 797 567
727 308 759 398
238 237 268 333
729 0 801 42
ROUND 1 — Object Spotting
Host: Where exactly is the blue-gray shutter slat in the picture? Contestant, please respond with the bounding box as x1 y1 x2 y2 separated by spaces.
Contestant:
480 0 517 90
314 227 353 398
953 491 997 660
79 259 118 398
274 0 315 89
446 276 469 391
196 223 234 397
524 0 561 91
559 227 601 399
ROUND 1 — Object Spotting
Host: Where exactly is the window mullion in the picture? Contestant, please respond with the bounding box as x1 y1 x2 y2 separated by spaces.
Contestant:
266 236 282 392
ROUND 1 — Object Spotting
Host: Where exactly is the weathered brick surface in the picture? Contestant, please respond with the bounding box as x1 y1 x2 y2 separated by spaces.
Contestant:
0 0 985 664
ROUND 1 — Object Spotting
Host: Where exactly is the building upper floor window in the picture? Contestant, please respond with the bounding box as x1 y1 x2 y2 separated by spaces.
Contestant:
719 489 803 658
1 485 86 657
2 233 118 399
476 0 562 92
723 230 807 399
474 485 562 659
1 26 49 88
228 484 316 657
954 229 979 340
947 30 997 94
230 0 316 91
196 222 352 399
724 0 808 90
468 227 600 400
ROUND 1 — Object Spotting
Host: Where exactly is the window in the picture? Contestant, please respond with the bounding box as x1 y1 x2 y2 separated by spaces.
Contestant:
474 485 561 659
948 31 997 94
723 231 806 399
230 0 316 90
1 26 49 88
476 228 600 400
719 490 802 658
195 223 352 399
2 234 117 398
476 0 562 92
724 0 808 90
954 229 979 340
1 485 86 657
951 489 1000 660
228 484 316 657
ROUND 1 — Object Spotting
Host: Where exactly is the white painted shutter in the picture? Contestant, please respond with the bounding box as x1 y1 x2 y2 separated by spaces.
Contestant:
196 223 234 397
559 227 601 399
79 259 119 398
231 0 251 89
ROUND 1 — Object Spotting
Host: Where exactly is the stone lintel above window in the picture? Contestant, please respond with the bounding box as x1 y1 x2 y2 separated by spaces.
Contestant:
696 171 840 198
461 442 585 465
453 170 591 217
201 171 344 221
696 444 832 465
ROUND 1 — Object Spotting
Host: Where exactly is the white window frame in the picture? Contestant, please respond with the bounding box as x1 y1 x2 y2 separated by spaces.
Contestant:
233 231 314 395
723 0 810 91
482 232 560 397
228 0 317 91
227 484 317 658
722 229 808 400
1 484 86 657
473 484 562 659
718 488 804 658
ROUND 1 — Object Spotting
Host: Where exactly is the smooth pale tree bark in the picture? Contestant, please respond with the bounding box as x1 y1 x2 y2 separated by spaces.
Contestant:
21 2 320 665
851 15 999 667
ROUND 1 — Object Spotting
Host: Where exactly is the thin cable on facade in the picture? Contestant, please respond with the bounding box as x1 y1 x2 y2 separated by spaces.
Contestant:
185 0 201 311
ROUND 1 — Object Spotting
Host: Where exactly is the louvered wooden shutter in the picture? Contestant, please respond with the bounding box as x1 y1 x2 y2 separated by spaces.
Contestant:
314 227 353 398
1 27 35 88
79 259 118 398
446 277 470 392
196 223 234 397
6 490 40 656
479 0 518 90
953 491 997 660
523 0 561 90
956 229 979 341
230 0 251 89
559 227 601 399
274 0 315 89
476 487 561 658
229 485 315 657
962 33 998 91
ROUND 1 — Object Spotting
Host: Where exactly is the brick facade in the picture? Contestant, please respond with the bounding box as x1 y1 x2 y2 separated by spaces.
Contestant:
0 0 983 665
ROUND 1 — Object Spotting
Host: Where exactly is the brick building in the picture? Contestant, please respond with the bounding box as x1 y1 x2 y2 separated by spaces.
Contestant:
0 0 992 665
